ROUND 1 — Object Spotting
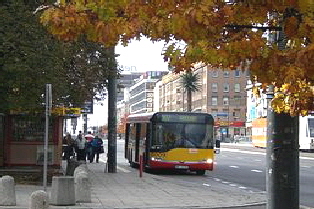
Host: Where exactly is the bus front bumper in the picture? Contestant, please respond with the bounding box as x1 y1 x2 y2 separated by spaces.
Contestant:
148 160 214 171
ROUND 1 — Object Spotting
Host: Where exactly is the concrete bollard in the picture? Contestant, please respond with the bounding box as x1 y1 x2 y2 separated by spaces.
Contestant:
29 190 48 209
0 175 16 206
74 164 88 178
50 176 75 206
75 172 91 203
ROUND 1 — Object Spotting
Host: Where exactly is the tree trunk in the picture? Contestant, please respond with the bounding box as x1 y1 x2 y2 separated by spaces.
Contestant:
186 90 192 112
266 85 299 209
107 47 117 173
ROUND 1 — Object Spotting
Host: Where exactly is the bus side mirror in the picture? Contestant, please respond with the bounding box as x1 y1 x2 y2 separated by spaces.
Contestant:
216 140 220 148
214 139 220 154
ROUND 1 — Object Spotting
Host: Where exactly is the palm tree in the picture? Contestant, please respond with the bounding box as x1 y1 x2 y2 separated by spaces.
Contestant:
180 71 201 112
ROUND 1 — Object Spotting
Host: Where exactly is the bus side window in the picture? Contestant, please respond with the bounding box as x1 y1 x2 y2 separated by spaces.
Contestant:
151 124 163 149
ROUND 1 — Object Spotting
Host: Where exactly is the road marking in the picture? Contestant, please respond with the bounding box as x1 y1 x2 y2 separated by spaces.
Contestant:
229 165 239 168
300 157 314 160
221 148 265 155
202 183 210 187
222 181 230 184
239 186 247 189
251 169 263 173
221 147 314 160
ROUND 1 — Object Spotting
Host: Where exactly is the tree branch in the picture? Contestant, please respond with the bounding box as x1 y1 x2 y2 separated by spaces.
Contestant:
225 24 282 32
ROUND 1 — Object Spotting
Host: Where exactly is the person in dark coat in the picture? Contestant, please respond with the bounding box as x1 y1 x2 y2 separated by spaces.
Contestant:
84 131 94 161
63 132 75 160
90 135 103 163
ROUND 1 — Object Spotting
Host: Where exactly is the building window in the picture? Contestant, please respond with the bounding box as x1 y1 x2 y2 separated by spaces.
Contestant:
212 70 218 77
246 70 250 77
223 71 229 77
222 109 229 118
212 97 218 106
234 83 240 92
223 83 229 92
212 83 218 92
233 109 241 118
234 96 241 106
223 97 229 105
235 70 240 77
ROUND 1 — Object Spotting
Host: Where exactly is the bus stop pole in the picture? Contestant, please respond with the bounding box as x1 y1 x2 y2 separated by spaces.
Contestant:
139 154 143 178
43 84 52 191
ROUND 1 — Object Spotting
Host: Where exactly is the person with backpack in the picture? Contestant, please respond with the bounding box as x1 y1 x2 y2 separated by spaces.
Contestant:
90 135 103 163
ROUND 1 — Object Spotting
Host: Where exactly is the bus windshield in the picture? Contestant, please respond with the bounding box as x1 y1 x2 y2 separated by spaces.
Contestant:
152 122 213 150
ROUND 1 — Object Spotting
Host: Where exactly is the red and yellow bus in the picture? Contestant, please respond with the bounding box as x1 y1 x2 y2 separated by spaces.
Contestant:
125 112 217 175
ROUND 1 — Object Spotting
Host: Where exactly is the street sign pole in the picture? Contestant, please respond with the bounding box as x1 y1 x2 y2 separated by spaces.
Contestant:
43 84 52 191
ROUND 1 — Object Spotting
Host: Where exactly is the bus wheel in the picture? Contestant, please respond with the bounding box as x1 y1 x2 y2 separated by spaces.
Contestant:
144 166 151 173
196 170 206 175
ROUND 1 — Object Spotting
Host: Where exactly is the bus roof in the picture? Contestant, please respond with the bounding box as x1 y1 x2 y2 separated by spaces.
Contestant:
126 112 213 124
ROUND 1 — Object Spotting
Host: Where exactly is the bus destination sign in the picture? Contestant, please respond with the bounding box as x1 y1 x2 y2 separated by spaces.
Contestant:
160 114 203 123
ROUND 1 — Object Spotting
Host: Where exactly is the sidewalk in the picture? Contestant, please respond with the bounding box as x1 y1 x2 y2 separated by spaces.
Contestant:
2 140 314 209
2 159 267 209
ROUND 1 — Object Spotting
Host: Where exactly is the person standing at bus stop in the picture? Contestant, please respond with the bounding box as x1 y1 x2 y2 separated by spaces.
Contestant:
63 132 75 160
75 131 86 161
84 131 94 162
90 135 103 163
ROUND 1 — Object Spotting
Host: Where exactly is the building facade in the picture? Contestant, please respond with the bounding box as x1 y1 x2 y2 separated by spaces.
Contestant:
117 72 143 102
158 64 250 141
129 71 168 114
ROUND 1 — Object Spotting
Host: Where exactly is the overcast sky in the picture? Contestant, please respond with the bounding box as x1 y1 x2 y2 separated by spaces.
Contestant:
88 37 169 128
115 37 169 73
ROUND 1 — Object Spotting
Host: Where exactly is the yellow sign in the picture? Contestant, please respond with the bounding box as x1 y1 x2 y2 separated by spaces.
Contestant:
52 107 65 115
65 108 81 115
52 107 81 116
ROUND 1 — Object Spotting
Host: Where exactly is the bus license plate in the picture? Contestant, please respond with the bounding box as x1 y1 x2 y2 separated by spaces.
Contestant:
175 165 189 169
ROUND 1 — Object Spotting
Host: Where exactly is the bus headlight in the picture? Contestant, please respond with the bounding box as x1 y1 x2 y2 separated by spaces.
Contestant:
206 159 213 164
151 157 163 161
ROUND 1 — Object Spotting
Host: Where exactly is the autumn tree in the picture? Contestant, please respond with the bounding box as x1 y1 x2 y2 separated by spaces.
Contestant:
38 1 314 207
0 0 117 114
39 0 314 116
